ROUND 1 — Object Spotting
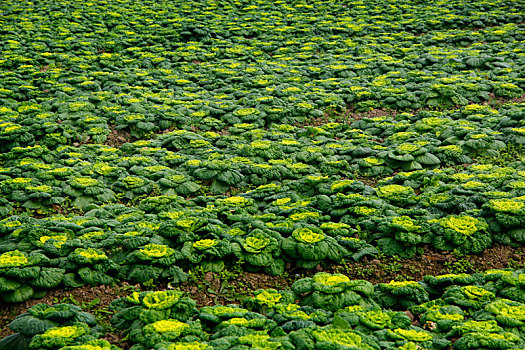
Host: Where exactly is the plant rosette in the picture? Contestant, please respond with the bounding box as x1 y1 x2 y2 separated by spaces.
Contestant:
417 301 465 333
290 326 379 350
158 173 201 197
0 303 99 349
473 299 525 330
121 244 185 284
181 238 231 272
28 322 98 349
129 319 205 349
422 273 480 296
64 248 117 287
291 272 377 312
242 288 296 313
484 198 525 228
282 227 347 269
199 305 252 326
112 176 154 200
109 290 197 333
432 215 491 254
375 280 430 310
0 250 64 303
374 215 426 258
377 142 440 171
231 229 284 276
384 326 446 349
375 184 416 207
63 177 116 211
442 285 496 310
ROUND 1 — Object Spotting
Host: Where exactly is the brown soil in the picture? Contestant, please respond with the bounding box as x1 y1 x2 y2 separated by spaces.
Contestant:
344 108 399 122
355 175 380 187
105 125 132 147
507 93 525 104
293 107 396 128
178 270 291 307
327 244 524 285
297 92 525 129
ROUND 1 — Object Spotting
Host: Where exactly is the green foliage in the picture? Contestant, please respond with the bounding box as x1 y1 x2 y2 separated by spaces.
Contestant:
0 303 100 350
290 326 380 350
292 272 377 312
375 280 430 310
29 323 96 349
432 216 491 254
63 177 116 211
0 0 525 331
282 227 348 268
2 270 525 350
110 290 197 333
443 285 496 309
231 229 283 275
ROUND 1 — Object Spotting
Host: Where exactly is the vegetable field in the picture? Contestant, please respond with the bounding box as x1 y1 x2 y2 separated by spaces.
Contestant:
0 0 524 348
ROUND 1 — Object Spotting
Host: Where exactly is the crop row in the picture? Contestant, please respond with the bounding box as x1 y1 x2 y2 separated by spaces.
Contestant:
1 270 524 350
1 154 525 301
1 0 525 146
2 100 525 302
3 101 525 173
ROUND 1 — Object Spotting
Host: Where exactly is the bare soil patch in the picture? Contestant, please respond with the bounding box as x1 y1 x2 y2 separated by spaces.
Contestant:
105 125 132 147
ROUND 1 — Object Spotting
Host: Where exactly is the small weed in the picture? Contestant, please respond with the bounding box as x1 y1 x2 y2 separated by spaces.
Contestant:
383 260 403 275
381 255 404 275
394 274 415 282
445 258 475 274
334 260 375 279
373 251 387 261
187 265 207 286
142 279 157 290
407 265 421 275
451 249 466 259
354 266 376 279
507 258 523 269
115 283 141 296
228 187 244 196
52 295 113 328
276 271 294 289
217 261 244 282
186 263 249 302
477 144 525 166
216 261 249 300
